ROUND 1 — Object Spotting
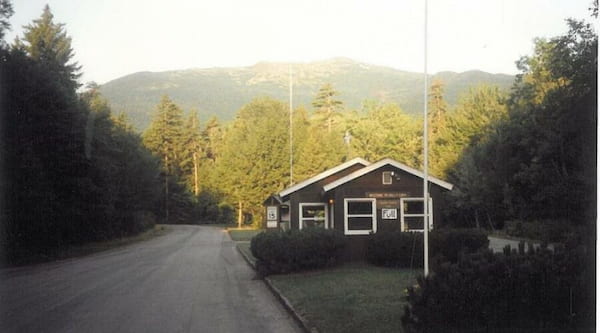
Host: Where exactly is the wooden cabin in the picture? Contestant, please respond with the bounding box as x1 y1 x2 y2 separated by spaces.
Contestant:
264 157 454 259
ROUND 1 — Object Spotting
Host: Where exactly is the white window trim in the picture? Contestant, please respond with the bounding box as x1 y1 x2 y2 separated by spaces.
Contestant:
400 197 433 232
299 203 328 230
382 171 393 185
344 198 377 235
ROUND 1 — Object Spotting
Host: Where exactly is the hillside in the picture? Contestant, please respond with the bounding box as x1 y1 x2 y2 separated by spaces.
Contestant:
99 58 514 130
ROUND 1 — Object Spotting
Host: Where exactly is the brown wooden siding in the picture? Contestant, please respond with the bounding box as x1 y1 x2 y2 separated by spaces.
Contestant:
285 162 366 230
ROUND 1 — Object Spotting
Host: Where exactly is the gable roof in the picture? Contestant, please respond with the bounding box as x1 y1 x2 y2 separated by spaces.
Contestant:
279 157 371 198
323 158 454 192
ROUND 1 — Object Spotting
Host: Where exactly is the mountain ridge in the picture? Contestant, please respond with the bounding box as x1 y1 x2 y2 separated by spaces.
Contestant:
99 58 514 130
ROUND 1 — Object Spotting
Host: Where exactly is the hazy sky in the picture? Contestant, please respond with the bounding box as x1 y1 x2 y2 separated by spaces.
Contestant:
6 0 596 84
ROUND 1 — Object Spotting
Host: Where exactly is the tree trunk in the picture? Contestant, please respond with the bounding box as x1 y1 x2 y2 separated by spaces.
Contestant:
193 151 199 196
165 155 169 224
238 200 243 228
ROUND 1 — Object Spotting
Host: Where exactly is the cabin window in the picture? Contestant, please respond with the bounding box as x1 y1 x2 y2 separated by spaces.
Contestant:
382 171 393 185
400 197 433 232
299 203 327 229
344 198 377 235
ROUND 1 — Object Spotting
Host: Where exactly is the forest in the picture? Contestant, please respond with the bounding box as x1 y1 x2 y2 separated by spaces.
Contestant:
0 3 596 264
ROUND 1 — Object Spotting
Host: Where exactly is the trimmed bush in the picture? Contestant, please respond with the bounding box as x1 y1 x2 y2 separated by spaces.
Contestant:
366 231 424 268
250 228 347 275
366 228 489 268
402 243 594 332
429 228 489 263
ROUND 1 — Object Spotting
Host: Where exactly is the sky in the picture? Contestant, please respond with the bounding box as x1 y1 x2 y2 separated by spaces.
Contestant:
6 0 596 85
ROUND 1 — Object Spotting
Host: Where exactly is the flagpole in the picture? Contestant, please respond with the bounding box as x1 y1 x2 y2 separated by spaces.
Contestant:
423 0 430 277
289 64 294 186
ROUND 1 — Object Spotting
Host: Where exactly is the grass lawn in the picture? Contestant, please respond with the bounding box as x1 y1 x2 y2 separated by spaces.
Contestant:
236 242 257 267
227 228 263 241
269 264 420 333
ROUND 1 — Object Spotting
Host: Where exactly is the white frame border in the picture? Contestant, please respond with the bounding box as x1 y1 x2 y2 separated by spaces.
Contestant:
299 202 328 230
400 197 433 232
344 198 377 235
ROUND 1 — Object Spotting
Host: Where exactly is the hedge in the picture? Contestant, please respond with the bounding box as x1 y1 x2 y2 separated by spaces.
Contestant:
402 242 594 332
366 228 489 268
250 228 347 275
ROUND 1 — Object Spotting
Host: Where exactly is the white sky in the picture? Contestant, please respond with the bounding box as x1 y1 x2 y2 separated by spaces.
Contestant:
6 0 596 84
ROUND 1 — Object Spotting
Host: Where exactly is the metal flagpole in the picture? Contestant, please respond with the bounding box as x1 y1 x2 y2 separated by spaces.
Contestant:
423 0 430 277
289 65 294 186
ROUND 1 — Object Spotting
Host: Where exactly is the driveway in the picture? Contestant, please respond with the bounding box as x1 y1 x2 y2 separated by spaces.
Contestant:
0 225 301 333
488 235 554 253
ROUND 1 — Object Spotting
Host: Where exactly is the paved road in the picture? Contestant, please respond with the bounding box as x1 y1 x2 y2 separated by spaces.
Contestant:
488 236 554 253
0 225 302 333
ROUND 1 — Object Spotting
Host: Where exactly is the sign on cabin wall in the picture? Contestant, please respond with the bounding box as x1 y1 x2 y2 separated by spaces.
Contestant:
381 208 397 219
366 192 408 199
266 206 278 228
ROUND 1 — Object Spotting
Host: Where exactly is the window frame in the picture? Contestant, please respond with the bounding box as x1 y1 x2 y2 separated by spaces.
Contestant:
344 198 377 235
299 202 328 230
400 197 433 232
382 171 393 185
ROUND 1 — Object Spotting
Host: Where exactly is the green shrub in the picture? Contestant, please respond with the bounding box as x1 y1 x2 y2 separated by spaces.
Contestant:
366 231 424 268
250 228 347 275
217 203 234 224
430 228 489 263
402 243 594 332
366 229 489 268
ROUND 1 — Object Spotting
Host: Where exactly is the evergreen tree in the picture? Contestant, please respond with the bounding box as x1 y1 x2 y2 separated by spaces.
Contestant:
179 111 204 195
428 80 450 177
0 0 13 43
434 85 507 179
448 19 597 228
17 5 81 90
143 96 185 223
312 83 343 133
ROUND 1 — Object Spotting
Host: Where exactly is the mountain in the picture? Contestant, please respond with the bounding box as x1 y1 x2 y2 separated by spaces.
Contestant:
99 57 514 130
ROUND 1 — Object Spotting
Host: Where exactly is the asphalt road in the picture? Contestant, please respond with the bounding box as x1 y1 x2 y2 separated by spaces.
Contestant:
0 225 302 333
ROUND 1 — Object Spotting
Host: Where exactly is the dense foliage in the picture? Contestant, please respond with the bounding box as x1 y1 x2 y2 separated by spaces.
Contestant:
0 6 165 263
402 242 594 332
447 19 597 232
366 229 489 268
250 229 347 275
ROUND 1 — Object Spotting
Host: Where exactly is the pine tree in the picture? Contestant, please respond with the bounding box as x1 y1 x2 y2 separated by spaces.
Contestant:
143 96 185 223
179 111 204 196
0 0 13 43
428 80 449 177
17 5 81 90
312 83 343 133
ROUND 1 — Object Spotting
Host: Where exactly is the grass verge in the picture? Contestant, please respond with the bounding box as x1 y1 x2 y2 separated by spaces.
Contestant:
268 264 419 333
236 242 257 267
228 228 263 241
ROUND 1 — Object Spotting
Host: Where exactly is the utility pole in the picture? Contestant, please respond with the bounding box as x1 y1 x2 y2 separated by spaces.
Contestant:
289 64 294 186
423 0 430 277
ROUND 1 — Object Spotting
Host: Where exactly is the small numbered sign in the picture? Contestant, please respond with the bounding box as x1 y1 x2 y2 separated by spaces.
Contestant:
266 206 278 221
